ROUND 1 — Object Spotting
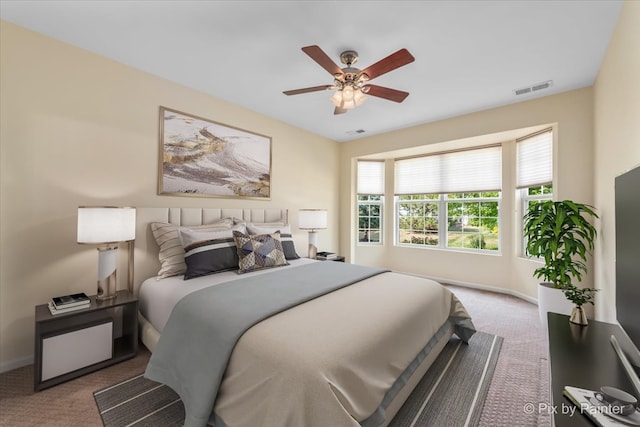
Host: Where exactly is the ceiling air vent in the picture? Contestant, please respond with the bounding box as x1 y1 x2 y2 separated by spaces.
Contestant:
514 80 553 96
346 129 366 135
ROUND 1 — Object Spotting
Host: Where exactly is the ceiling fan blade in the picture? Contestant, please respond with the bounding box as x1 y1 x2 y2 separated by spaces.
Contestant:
358 48 415 80
334 106 347 115
283 85 334 96
364 85 410 103
302 45 344 76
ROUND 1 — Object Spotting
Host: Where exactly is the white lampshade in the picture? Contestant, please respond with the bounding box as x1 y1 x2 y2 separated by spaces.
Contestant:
298 209 328 231
77 207 136 244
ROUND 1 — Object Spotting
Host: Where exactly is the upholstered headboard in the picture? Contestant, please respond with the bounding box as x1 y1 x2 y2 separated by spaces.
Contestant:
132 207 288 295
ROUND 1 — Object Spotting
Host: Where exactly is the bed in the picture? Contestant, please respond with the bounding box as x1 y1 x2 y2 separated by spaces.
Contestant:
132 208 475 427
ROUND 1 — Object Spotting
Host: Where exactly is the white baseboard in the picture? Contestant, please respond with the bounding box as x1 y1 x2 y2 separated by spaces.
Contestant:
397 271 539 305
0 355 33 374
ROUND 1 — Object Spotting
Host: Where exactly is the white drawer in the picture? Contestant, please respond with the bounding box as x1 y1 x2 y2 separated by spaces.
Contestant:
42 321 113 381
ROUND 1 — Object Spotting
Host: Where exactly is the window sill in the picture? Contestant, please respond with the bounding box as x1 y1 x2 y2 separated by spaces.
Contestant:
394 243 502 256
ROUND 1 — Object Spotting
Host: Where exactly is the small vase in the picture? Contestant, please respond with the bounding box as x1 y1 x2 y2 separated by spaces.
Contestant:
569 305 588 325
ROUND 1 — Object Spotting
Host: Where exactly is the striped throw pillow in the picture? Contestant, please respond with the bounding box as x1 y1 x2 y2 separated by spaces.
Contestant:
150 218 234 279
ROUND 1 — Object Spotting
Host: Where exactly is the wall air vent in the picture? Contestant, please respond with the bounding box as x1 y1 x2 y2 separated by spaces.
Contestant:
514 80 553 96
346 129 366 135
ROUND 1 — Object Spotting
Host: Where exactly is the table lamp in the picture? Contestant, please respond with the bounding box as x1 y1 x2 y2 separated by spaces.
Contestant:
298 209 327 259
77 207 136 300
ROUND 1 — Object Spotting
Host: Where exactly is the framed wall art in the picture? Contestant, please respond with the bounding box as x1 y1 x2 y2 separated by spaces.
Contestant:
158 106 271 199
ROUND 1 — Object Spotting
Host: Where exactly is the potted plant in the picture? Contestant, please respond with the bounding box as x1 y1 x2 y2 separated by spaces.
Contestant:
562 284 598 325
523 200 598 326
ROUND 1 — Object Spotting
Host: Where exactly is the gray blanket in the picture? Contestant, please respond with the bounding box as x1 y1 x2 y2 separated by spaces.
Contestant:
144 261 388 427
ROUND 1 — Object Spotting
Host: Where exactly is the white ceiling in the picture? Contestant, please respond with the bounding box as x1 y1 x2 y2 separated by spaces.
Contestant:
0 1 623 142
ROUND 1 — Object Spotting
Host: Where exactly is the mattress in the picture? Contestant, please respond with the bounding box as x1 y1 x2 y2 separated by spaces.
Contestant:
138 258 317 334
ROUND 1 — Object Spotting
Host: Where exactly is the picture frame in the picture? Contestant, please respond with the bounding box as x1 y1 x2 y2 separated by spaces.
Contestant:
158 106 271 199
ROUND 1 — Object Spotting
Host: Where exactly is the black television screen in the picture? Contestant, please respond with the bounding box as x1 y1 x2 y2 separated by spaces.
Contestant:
615 164 640 367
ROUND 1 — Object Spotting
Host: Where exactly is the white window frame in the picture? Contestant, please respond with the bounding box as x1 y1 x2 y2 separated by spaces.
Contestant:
357 195 384 245
356 160 385 245
396 192 501 253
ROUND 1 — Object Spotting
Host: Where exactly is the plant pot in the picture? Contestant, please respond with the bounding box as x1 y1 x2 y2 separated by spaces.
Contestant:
538 283 574 330
569 306 588 326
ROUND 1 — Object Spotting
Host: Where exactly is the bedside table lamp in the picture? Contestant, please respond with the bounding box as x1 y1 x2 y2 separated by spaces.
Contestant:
77 207 136 301
298 209 327 259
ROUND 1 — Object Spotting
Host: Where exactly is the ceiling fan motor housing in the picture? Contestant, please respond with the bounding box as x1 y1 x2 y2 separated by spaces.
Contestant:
339 50 359 66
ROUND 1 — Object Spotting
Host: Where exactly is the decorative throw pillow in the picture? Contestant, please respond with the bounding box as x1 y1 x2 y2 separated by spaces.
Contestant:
246 224 300 260
233 230 288 274
150 218 234 279
180 225 246 280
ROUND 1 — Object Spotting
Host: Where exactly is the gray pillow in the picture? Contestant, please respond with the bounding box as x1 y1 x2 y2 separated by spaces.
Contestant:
179 225 246 280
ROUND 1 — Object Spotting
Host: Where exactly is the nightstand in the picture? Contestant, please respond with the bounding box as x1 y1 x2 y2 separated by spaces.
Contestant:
34 290 138 391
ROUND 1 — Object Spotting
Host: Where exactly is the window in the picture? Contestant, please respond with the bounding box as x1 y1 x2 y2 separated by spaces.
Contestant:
357 161 384 244
395 146 502 253
398 192 500 252
358 195 383 243
522 184 553 254
517 129 553 254
447 192 500 251
523 184 553 212
516 129 552 189
397 194 439 246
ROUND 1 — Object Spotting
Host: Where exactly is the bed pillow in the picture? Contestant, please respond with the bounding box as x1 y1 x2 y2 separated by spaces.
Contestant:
180 225 246 280
233 230 288 274
246 224 300 260
150 218 234 279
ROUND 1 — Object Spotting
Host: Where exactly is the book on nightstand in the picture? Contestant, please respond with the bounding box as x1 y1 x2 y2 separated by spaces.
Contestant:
51 292 90 309
47 301 90 316
316 251 338 260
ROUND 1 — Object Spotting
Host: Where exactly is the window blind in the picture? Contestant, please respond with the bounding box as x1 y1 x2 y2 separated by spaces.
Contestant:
395 145 502 194
357 160 385 194
516 129 552 188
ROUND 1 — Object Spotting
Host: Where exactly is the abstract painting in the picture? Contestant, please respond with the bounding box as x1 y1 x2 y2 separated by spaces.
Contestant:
158 107 271 199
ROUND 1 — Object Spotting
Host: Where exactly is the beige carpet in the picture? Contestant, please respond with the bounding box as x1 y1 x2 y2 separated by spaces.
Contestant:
0 285 550 427
445 285 551 427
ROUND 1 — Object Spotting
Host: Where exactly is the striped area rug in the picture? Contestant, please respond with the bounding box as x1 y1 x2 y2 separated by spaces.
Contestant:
94 331 502 427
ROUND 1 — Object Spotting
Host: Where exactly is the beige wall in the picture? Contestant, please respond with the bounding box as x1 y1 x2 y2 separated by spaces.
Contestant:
593 1 640 323
339 88 595 302
0 21 340 369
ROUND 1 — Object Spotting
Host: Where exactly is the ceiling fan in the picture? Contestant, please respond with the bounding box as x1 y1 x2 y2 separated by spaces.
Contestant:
283 45 415 115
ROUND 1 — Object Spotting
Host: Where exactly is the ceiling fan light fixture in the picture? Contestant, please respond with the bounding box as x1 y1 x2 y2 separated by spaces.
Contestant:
342 85 355 102
330 90 343 107
330 86 367 110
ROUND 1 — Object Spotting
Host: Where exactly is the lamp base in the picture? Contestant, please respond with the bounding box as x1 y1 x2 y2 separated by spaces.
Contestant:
308 231 319 259
97 246 118 301
308 243 318 260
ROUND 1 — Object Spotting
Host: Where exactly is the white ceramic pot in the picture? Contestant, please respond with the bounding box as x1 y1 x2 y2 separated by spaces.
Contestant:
538 282 574 331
